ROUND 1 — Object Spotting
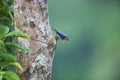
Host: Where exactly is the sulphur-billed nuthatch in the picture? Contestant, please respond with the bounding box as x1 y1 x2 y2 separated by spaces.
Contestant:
52 27 69 41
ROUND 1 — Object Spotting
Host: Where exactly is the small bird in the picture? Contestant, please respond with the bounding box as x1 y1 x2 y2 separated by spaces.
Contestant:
52 27 69 41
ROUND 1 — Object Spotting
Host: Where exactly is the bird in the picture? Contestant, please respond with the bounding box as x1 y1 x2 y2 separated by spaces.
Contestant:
52 27 69 41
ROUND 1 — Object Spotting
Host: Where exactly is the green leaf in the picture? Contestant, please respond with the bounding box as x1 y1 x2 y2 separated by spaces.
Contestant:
3 71 20 80
0 62 6 67
9 5 14 13
0 40 4 46
5 42 32 54
0 75 3 80
0 47 7 52
10 62 23 72
0 53 17 62
3 76 10 80
0 72 5 75
5 31 30 39
0 1 8 15
0 24 9 39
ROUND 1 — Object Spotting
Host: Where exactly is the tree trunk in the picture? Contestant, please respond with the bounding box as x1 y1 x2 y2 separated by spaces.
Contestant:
14 0 56 80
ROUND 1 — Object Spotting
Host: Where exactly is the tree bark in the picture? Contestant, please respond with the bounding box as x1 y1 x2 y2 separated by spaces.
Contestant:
14 0 56 80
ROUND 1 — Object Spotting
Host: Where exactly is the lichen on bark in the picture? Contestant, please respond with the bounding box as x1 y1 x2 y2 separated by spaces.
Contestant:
14 0 56 80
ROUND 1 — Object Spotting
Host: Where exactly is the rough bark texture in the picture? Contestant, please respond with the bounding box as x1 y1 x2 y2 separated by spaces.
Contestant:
14 0 56 80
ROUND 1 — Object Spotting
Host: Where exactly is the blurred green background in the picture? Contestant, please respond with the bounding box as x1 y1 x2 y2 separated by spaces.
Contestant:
48 0 120 80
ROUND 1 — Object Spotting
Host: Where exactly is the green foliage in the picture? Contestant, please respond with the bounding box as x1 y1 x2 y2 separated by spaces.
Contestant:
5 31 30 39
0 0 14 25
0 75 3 80
0 25 9 39
0 1 31 80
10 62 23 71
5 42 31 54
3 71 20 80
0 25 31 80
0 53 17 62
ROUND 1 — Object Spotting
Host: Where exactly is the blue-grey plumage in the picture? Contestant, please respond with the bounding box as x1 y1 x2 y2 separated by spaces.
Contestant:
52 27 69 41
